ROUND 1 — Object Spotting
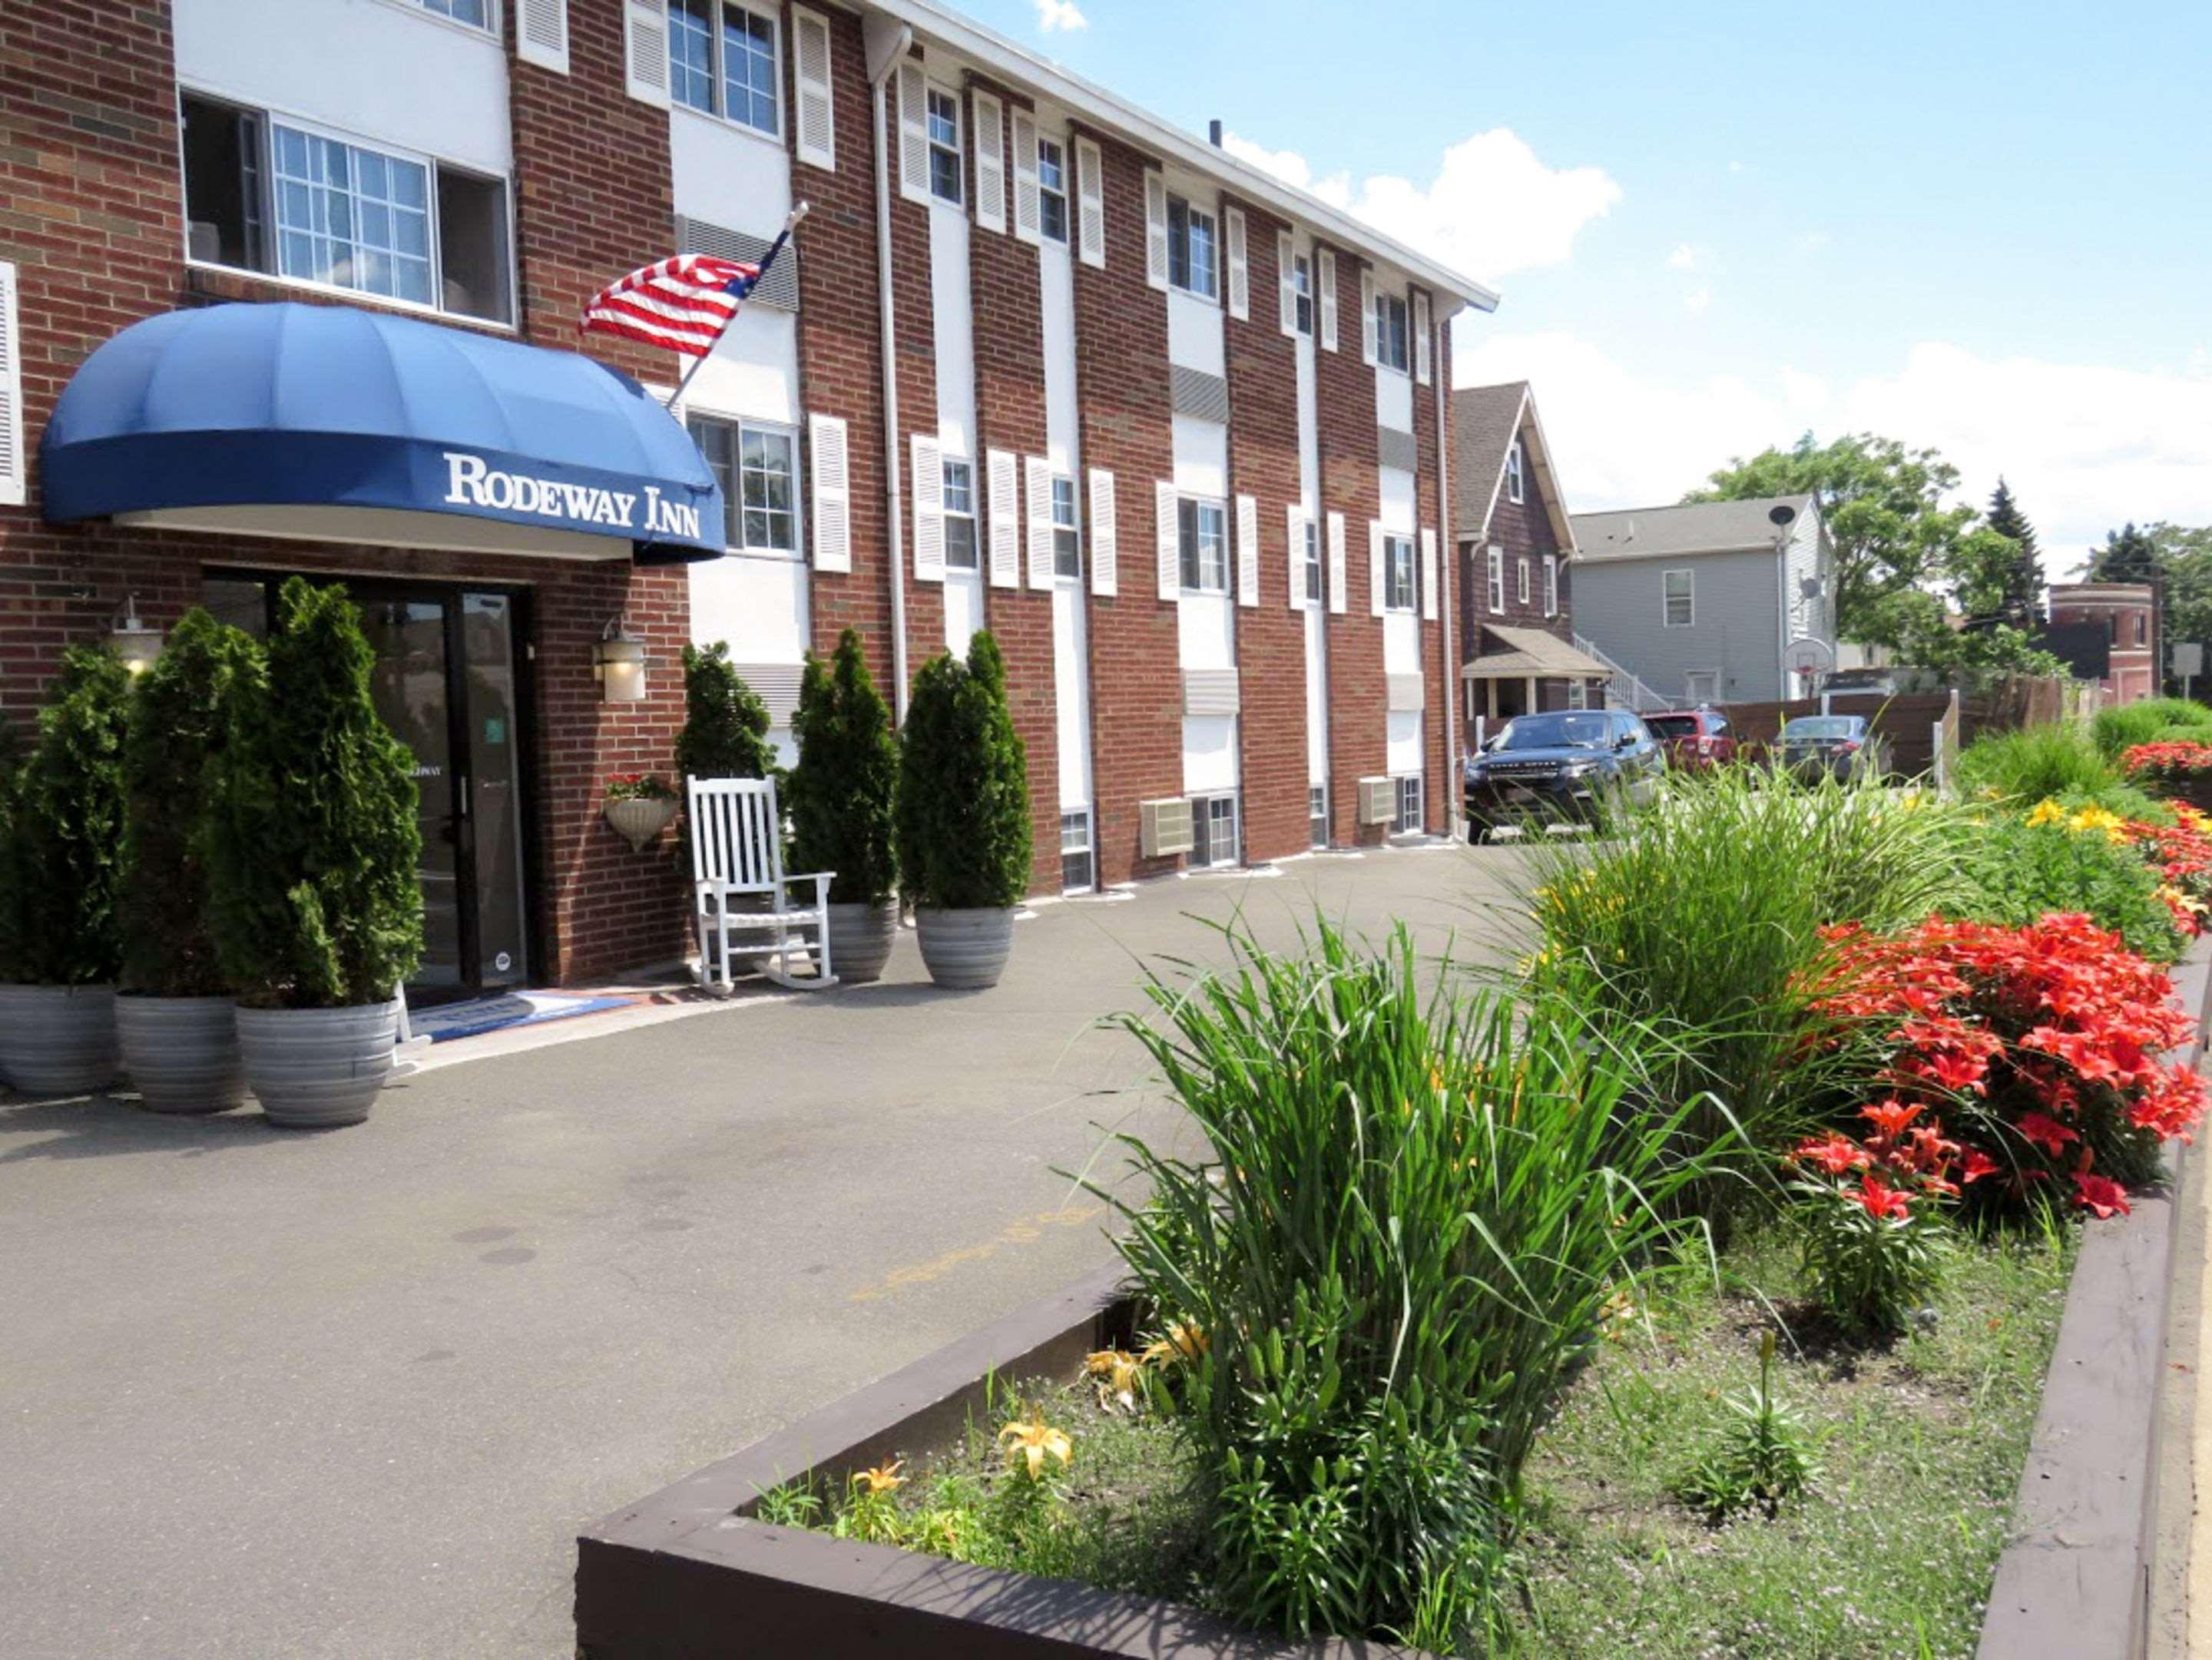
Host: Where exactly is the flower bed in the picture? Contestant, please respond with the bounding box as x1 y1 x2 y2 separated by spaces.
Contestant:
2123 739 2212 812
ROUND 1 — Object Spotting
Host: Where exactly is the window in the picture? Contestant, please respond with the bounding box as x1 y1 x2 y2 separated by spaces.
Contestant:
669 1 780 136
1394 774 1424 834
1374 290 1409 373
1037 136 1069 244
687 416 798 555
2136 614 2149 644
926 86 962 205
1178 498 1229 592
1051 474 1081 578
1505 440 1525 504
1543 554 1558 618
1059 809 1094 894
1486 545 1505 615
181 93 513 325
417 0 488 27
1566 679 1588 710
1663 568 1694 628
1516 557 1530 607
1685 670 1719 704
1385 535 1418 612
1292 253 1313 336
942 458 979 569
1306 786 1329 847
1303 519 1323 605
1167 196 1217 300
1188 794 1239 867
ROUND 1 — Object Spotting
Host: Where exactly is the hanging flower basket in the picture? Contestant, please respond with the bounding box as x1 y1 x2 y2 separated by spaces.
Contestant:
604 774 678 852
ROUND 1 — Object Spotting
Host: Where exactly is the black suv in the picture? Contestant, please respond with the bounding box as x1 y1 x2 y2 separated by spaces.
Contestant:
1464 709 1664 840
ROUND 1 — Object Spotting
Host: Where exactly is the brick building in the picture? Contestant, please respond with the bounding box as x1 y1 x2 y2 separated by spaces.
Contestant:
2046 581 2159 706
0 0 1492 993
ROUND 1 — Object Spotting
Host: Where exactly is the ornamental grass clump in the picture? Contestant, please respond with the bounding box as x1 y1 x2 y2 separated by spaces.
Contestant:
1956 721 2124 807
1098 916 1728 1651
2093 697 2212 760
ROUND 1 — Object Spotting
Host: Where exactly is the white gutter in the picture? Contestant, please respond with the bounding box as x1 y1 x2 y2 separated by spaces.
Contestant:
866 18 913 721
1435 346 1457 833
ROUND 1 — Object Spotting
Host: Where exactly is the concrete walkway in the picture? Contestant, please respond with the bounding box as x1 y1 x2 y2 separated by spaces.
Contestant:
0 844 1512 1660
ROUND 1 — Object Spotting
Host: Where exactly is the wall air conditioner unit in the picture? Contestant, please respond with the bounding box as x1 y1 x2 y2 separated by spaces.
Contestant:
1140 797 1195 858
1356 776 1396 826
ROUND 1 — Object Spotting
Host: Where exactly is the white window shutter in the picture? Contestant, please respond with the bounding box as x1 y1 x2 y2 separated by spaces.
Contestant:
517 0 568 73
985 449 1019 588
1075 137 1106 268
1025 457 1055 588
1369 521 1386 617
1318 249 1337 352
1235 494 1260 608
1359 269 1377 366
1413 290 1432 386
1144 172 1169 292
0 261 21 509
1326 511 1347 614
1011 110 1041 245
1154 480 1180 601
896 63 930 205
1088 466 1117 595
1277 231 1296 336
809 413 851 572
911 432 945 581
623 0 670 107
1225 206 1250 321
1285 504 1304 610
792 8 836 171
1421 527 1439 621
972 91 1005 234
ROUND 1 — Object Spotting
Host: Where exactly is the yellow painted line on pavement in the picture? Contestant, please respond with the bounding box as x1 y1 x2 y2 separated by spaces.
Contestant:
847 1204 1104 1302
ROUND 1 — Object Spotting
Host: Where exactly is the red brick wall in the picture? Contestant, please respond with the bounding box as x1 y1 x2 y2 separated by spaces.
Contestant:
1069 131 1179 886
1224 203 1307 864
1460 409 1572 655
1313 245 1385 845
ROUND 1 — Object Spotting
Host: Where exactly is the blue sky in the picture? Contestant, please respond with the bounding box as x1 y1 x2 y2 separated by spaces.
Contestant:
970 0 2212 569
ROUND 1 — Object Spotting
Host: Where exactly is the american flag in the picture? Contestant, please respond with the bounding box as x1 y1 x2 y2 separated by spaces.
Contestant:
580 254 760 358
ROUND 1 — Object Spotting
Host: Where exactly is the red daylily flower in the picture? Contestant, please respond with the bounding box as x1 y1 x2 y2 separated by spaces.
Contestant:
1853 1174 1912 1221
2071 1173 2131 1219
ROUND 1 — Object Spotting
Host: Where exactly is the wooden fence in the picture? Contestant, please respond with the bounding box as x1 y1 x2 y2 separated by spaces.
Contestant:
1710 676 2086 780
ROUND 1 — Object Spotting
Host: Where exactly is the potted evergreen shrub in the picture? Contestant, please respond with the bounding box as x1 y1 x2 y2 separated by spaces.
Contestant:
115 609 259 1114
674 641 776 783
206 578 423 1128
0 645 131 1095
896 631 1031 989
788 629 900 983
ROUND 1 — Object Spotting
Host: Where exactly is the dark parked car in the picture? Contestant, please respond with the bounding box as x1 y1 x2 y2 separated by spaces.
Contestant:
1644 707 1739 771
1776 714 1890 781
1464 709 1665 839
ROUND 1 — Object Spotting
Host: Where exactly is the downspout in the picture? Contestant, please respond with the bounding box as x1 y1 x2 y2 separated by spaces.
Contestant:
866 17 914 721
1434 312 1456 836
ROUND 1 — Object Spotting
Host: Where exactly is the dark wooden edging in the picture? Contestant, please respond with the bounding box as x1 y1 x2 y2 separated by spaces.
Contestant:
1976 935 2212 1660
575 1262 1422 1658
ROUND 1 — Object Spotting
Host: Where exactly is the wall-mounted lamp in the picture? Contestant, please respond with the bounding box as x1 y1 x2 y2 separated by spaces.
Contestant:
592 618 648 704
111 595 164 675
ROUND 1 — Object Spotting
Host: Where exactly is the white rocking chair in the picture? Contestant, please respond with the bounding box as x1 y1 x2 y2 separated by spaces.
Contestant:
687 776 838 992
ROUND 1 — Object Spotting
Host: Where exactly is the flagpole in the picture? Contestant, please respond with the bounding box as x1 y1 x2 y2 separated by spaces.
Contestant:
665 200 810 412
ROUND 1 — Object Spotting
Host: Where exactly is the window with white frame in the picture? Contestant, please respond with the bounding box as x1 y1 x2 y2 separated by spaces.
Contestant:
1178 498 1229 592
417 0 488 28
942 458 979 569
1037 135 1069 244
1188 794 1240 867
1516 557 1530 607
1051 474 1081 578
180 91 513 325
1374 290 1409 373
1308 785 1329 847
1292 253 1313 336
1386 535 1418 612
668 0 780 138
687 416 799 555
1505 439 1525 504
1566 678 1588 710
1663 568 1694 627
1486 545 1505 614
926 86 962 205
1543 554 1558 618
1394 774 1423 834
1303 519 1323 605
1059 808 1094 893
1167 195 1218 300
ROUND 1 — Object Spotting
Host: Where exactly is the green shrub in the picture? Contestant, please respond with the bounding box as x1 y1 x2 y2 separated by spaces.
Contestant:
675 641 776 781
118 610 261 996
896 631 1030 910
1955 722 2118 803
2092 697 2212 760
206 578 423 1009
4 645 132 985
1098 916 1726 1650
1948 809 2183 962
787 629 899 906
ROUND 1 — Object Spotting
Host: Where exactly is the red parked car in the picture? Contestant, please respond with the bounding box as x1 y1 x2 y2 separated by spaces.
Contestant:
1644 708 1738 770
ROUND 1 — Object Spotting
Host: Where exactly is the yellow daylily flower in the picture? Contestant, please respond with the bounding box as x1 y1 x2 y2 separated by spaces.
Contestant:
1141 1322 1209 1367
1084 1348 1144 1410
999 1414 1074 1479
852 1460 905 1496
2025 798 2066 827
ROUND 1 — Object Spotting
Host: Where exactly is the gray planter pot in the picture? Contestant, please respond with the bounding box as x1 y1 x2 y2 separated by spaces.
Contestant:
115 994 247 1115
236 1000 399 1129
826 901 899 985
0 983 119 1097
914 907 1015 990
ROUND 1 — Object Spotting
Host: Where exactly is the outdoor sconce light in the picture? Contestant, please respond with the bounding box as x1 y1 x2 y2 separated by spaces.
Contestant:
111 595 164 675
593 618 648 704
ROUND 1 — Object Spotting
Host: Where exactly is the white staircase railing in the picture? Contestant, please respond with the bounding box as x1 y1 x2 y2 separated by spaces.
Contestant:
1573 634 1671 712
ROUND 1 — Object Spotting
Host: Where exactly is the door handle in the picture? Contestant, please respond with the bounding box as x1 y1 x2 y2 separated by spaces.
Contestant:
458 776 470 820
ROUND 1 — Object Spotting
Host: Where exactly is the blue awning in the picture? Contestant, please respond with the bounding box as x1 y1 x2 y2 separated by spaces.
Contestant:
41 302 724 565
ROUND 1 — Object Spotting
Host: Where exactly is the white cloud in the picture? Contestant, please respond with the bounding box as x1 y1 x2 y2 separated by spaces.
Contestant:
1682 284 1714 314
1034 0 1087 30
1665 243 1699 270
1222 128 1619 285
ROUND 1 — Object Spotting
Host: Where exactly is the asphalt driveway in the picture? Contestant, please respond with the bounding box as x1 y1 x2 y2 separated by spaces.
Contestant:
0 843 1515 1659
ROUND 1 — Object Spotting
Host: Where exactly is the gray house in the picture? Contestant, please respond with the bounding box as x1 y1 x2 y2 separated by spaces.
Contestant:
1567 495 1836 705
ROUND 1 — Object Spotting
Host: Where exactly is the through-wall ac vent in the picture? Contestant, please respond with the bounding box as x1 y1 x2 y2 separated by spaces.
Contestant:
676 217 800 310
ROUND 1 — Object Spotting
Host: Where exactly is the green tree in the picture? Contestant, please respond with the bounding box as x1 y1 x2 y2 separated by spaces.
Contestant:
2090 522 2161 583
674 641 776 780
787 629 899 906
119 609 262 996
5 646 133 985
1688 432 1975 644
1983 478 2045 625
206 578 424 1009
896 631 1031 910
2146 524 2212 681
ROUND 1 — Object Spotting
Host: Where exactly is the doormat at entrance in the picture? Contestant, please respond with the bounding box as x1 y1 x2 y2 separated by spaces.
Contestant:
409 991 631 1043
